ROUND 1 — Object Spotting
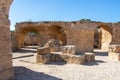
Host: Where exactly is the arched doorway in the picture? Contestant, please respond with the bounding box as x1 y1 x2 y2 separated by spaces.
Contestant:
94 24 112 51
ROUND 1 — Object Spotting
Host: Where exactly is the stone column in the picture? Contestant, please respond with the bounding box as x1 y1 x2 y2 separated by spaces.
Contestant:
0 0 14 80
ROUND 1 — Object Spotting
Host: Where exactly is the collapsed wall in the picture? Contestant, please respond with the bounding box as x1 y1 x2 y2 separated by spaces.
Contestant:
0 0 14 80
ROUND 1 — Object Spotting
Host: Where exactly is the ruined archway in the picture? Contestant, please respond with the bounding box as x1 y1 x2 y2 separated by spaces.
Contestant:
15 22 67 49
94 24 112 51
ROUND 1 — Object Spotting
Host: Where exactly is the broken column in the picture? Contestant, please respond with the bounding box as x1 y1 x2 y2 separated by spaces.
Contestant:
109 44 120 61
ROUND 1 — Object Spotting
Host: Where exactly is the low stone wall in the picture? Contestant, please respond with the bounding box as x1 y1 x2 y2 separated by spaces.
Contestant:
36 45 95 64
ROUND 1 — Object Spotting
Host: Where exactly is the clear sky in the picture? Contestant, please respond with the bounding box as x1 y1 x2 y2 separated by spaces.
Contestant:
9 0 120 30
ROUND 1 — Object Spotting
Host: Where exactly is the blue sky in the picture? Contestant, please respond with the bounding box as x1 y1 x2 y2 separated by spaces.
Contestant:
9 0 120 30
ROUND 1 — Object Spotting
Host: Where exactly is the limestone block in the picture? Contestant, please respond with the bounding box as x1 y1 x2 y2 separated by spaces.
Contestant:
53 52 70 62
37 46 50 55
84 53 95 62
68 55 85 64
44 39 61 52
109 52 120 61
61 45 76 55
51 52 85 64
109 44 120 53
36 54 53 64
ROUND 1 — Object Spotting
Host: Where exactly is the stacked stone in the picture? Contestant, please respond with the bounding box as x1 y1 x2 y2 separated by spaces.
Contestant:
60 45 85 64
36 45 85 64
36 46 51 63
109 44 120 61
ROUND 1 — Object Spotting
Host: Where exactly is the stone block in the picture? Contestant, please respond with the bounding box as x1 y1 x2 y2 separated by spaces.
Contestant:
109 44 120 53
44 39 61 52
68 55 85 64
36 54 53 64
51 52 85 64
61 45 76 55
84 52 95 62
37 47 50 55
109 52 120 61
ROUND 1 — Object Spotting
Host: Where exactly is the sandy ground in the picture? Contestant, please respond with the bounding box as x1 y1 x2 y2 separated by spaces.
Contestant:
12 47 120 80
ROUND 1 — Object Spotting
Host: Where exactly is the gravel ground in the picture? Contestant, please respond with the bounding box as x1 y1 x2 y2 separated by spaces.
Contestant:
13 48 120 80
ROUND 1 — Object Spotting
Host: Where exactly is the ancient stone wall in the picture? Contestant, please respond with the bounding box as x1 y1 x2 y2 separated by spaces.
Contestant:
11 31 17 52
14 21 114 52
111 23 120 44
0 0 14 80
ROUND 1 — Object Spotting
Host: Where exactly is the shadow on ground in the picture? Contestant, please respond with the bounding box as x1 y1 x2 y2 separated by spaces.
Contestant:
15 48 36 53
94 49 108 56
14 66 62 80
83 60 106 66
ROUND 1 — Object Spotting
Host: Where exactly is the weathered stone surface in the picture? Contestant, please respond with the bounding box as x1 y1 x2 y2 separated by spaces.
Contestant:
109 44 120 53
109 44 120 61
61 45 76 55
36 54 52 64
44 39 61 52
37 47 50 55
0 0 14 80
36 52 85 64
15 21 115 52
109 52 120 61
68 55 85 64
111 23 120 44
24 32 40 45
11 31 17 52
84 52 95 62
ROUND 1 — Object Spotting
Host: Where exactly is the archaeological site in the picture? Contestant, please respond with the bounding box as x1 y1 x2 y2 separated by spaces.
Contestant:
1 0 120 80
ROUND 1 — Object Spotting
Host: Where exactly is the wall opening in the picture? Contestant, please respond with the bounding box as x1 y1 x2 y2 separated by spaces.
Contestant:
24 31 39 46
94 25 112 51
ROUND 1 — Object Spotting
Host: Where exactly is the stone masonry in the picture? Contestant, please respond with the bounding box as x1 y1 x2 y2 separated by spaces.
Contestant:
0 0 14 80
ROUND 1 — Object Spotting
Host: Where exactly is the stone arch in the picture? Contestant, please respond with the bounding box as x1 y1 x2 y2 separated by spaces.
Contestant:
48 25 67 45
94 24 112 51
15 22 67 49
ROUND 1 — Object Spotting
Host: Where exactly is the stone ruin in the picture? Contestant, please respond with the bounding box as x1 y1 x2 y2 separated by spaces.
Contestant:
0 0 14 80
12 21 120 63
36 42 95 64
1 0 120 79
13 21 113 52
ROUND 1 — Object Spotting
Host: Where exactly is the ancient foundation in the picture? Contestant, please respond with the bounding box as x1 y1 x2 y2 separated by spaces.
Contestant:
36 45 95 64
